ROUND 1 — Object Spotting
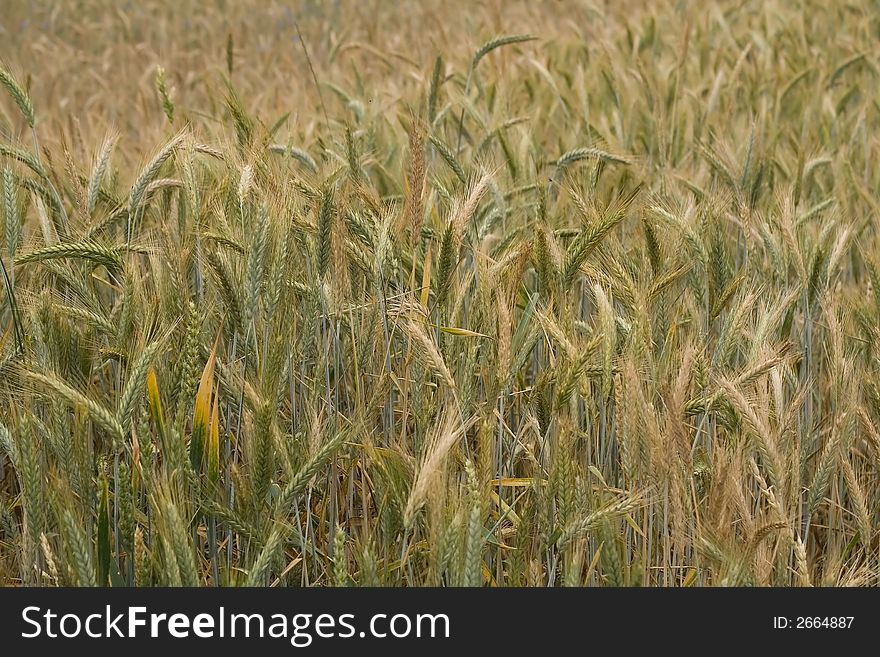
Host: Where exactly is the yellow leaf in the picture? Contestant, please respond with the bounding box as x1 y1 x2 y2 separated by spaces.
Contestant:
146 367 166 446
624 513 646 537
481 562 497 586
584 542 604 582
490 477 542 488
489 490 522 527
207 386 221 484
191 334 220 471
194 336 219 435
434 325 490 338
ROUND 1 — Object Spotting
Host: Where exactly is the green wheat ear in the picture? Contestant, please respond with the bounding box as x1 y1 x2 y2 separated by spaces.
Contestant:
155 66 175 125
0 68 35 128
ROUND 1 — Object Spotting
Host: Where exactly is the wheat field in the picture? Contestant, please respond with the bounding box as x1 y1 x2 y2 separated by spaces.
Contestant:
1 0 879 587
